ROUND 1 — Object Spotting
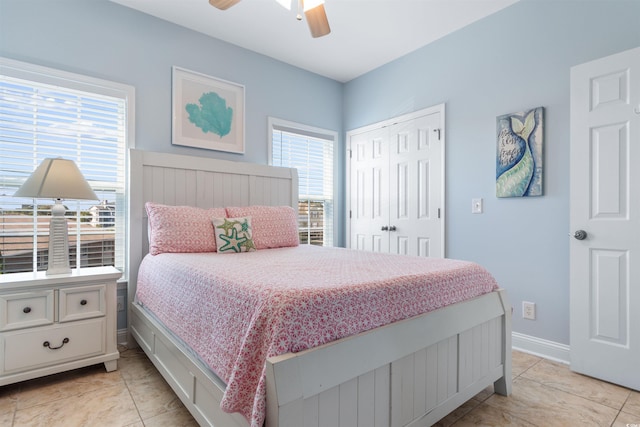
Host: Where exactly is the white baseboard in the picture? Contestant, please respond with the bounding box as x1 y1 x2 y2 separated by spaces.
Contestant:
512 332 570 365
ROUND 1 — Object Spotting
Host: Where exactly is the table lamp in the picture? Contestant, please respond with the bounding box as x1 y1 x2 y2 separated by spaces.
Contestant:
13 157 99 275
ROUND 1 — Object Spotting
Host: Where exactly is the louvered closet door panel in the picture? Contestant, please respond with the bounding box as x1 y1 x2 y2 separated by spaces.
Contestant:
389 112 442 257
349 127 390 252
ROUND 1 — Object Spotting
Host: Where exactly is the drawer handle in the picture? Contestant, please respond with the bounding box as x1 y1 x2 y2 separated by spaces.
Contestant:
80 299 88 306
43 338 70 350
23 307 32 314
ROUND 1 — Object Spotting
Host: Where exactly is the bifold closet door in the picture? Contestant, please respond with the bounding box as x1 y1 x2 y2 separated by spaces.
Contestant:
388 112 442 257
349 126 390 253
349 109 443 257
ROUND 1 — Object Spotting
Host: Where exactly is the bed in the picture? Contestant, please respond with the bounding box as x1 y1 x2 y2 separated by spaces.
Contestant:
127 148 512 427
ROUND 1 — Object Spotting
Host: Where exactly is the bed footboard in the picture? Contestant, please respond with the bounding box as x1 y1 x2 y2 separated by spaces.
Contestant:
264 289 512 427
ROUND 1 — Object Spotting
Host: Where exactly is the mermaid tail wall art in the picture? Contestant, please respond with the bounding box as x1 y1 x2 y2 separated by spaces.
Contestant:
496 107 544 197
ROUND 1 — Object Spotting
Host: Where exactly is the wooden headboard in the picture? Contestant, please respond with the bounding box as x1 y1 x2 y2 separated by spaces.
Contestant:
127 148 299 313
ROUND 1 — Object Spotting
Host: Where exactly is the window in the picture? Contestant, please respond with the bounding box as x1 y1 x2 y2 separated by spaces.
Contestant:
0 58 134 275
269 117 336 246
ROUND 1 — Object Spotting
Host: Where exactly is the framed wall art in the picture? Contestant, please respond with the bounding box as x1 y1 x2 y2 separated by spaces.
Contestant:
172 66 245 153
496 106 544 197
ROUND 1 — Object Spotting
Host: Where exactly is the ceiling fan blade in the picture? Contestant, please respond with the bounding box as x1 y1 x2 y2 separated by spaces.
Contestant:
304 3 330 38
208 0 241 10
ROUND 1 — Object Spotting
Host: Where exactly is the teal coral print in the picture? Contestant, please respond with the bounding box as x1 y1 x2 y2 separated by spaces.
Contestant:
213 217 256 253
496 107 544 197
186 92 233 138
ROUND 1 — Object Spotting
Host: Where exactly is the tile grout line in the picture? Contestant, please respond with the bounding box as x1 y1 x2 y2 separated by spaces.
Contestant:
516 360 634 427
610 392 635 427
449 353 541 426
523 361 634 414
10 382 20 427
610 409 622 427
12 367 104 413
119 350 147 427
118 347 193 426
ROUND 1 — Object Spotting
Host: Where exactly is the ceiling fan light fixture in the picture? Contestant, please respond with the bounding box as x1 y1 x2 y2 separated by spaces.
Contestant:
208 0 241 10
208 0 330 38
304 1 330 38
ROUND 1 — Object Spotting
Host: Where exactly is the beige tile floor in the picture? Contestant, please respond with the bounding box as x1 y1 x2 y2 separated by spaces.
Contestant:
0 347 638 426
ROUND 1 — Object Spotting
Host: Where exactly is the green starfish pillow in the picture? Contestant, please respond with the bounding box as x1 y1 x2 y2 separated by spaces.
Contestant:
211 216 257 254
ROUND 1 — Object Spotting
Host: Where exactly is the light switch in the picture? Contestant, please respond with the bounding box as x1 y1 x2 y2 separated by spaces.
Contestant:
472 198 483 214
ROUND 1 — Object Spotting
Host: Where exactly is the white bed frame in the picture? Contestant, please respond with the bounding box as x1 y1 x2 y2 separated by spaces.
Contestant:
127 148 512 427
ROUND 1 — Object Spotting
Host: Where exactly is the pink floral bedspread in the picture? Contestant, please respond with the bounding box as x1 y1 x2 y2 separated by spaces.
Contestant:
135 245 499 426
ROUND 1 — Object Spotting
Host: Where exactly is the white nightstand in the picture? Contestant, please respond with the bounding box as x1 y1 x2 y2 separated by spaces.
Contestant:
0 266 121 386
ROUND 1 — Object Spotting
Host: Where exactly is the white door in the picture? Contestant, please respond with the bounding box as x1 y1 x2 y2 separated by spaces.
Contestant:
569 46 640 390
388 113 443 256
348 105 444 257
349 126 390 252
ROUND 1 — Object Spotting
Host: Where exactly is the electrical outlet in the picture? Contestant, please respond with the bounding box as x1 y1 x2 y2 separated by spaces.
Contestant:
117 296 125 312
523 301 536 320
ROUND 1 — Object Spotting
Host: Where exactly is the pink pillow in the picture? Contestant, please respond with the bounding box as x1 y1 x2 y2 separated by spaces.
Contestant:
225 205 299 249
146 202 227 255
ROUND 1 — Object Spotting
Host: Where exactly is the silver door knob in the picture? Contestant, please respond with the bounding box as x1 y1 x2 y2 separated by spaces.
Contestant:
573 230 587 240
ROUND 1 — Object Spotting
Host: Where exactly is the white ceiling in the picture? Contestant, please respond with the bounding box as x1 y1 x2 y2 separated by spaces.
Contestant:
112 0 518 82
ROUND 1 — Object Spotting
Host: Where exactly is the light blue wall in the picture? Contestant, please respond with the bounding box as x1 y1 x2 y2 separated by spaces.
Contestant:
0 0 343 163
0 0 343 331
344 0 640 345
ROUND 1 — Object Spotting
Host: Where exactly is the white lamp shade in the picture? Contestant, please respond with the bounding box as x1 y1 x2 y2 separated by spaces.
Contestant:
14 157 98 201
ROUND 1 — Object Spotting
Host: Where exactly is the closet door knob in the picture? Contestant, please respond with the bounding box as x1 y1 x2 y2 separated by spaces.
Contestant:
389 225 397 232
572 230 587 240
381 226 389 231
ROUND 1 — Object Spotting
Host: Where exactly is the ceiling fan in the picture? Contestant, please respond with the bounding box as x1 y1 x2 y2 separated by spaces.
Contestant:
208 0 331 38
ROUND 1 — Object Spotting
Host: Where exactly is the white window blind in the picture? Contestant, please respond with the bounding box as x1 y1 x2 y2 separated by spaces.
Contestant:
270 119 335 246
0 58 133 275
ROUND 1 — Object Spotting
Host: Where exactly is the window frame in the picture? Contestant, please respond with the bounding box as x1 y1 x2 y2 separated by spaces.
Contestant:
0 57 135 279
268 117 338 247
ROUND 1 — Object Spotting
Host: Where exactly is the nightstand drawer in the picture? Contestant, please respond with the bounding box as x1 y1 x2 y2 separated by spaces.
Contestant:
0 291 54 331
2 318 105 374
59 284 106 323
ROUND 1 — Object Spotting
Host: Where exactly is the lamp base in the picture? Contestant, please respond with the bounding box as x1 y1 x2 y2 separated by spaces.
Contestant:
47 199 71 276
